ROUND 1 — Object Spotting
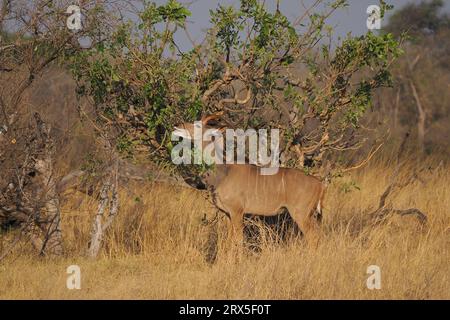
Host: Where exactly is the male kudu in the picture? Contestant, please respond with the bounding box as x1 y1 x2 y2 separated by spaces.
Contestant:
173 115 326 245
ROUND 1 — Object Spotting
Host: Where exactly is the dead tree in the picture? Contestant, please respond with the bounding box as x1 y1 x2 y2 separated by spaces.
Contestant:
368 133 428 226
0 113 63 257
0 0 117 258
87 156 119 258
33 113 64 255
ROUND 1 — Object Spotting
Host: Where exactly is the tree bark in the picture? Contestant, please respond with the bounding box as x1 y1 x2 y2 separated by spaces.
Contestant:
87 158 119 258
87 177 111 258
34 113 64 256
409 80 426 153
393 89 400 131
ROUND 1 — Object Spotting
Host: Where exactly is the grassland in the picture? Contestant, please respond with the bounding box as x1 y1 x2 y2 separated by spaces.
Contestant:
0 156 449 299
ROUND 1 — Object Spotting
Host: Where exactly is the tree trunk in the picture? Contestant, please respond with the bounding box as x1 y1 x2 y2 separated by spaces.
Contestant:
409 80 426 154
87 158 119 258
41 188 64 255
34 113 64 256
87 176 111 258
393 89 400 132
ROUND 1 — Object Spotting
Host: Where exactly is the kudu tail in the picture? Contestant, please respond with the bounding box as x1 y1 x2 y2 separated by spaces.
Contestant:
315 186 326 222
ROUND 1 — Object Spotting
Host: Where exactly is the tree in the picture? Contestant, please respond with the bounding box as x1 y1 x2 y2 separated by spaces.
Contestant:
0 0 113 258
385 0 449 39
383 0 450 153
0 0 409 259
69 0 402 185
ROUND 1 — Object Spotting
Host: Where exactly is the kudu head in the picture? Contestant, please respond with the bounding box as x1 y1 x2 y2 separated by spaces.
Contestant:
172 112 226 189
173 112 224 140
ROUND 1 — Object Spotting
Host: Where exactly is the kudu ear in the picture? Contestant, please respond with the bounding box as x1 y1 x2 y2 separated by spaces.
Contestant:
201 111 224 126
320 161 333 186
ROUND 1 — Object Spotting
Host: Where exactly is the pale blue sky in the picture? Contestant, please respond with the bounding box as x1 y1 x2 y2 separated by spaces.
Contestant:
145 0 450 50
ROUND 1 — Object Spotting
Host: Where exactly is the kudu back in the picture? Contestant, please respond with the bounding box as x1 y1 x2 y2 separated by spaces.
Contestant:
173 114 326 244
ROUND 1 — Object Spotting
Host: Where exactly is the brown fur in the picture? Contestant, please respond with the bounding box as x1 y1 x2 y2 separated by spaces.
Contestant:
204 164 326 244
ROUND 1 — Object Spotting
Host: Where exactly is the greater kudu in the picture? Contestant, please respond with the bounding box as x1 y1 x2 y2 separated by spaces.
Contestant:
173 115 326 245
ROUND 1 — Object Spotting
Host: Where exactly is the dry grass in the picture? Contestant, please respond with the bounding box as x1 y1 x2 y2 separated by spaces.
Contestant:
0 157 449 299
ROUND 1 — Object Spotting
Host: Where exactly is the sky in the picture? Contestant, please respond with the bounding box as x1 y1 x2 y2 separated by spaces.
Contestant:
145 0 450 50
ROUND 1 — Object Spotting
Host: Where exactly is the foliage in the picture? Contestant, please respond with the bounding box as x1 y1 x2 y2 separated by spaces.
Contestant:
68 0 402 179
385 0 449 40
381 0 450 153
0 0 117 255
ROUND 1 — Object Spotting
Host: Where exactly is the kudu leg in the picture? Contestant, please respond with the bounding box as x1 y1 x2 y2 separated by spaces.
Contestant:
228 210 244 248
291 209 322 247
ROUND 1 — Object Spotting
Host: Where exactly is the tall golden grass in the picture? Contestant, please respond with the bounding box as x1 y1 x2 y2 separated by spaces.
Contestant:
0 156 449 299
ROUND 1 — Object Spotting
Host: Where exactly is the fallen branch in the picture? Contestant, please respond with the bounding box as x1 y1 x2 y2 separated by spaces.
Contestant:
368 133 428 226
